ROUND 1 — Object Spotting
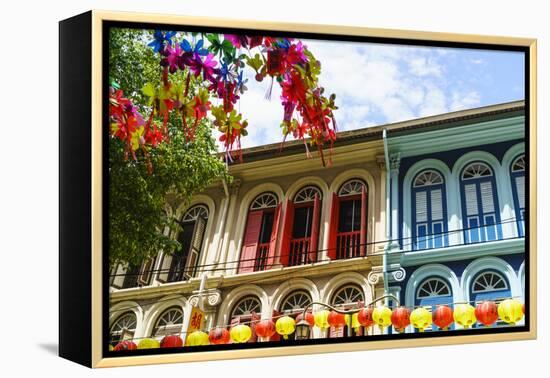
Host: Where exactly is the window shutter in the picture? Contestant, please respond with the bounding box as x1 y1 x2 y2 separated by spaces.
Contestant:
110 263 127 289
327 192 340 260
238 210 263 273
279 199 294 267
138 257 156 285
309 194 321 263
184 216 206 279
480 181 495 213
360 186 367 256
430 188 443 221
464 183 479 216
415 191 428 222
266 204 281 269
515 175 525 209
156 252 174 283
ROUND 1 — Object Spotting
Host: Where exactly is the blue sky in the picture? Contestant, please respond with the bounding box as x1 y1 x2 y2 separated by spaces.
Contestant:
229 39 524 149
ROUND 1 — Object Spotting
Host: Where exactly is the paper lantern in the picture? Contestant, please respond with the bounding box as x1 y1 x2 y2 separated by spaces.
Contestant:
276 316 296 339
410 307 432 332
454 303 476 329
358 307 374 327
351 313 362 331
137 338 160 349
187 330 209 346
391 306 411 333
475 301 499 327
160 335 184 348
432 305 454 330
296 311 315 327
255 319 276 339
108 344 114 352
230 324 252 343
372 305 392 329
522 303 525 314
314 310 330 330
113 340 137 351
209 327 230 345
328 311 347 327
498 299 524 325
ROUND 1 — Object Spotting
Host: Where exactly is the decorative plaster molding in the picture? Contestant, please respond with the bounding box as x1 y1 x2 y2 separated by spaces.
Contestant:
188 289 222 308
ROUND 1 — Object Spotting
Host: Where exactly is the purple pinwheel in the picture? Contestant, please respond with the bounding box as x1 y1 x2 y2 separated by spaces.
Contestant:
160 44 183 73
148 30 176 53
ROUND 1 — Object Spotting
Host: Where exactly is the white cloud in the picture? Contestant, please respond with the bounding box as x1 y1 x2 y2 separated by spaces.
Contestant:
450 90 481 111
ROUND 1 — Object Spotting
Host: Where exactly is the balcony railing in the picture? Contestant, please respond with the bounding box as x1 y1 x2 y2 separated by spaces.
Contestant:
254 243 270 271
289 237 313 266
336 231 362 259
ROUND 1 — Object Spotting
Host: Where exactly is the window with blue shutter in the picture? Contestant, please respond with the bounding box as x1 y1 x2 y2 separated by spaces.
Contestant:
412 170 448 250
460 162 502 243
511 155 526 237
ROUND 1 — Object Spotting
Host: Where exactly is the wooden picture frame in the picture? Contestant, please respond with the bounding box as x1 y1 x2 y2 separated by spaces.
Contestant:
59 10 537 368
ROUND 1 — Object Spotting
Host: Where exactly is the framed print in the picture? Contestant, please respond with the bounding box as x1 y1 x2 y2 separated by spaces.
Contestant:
59 10 537 368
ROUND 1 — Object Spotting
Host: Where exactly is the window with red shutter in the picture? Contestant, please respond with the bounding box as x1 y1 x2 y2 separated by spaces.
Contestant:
266 204 281 268
327 192 340 260
238 210 263 273
279 199 294 267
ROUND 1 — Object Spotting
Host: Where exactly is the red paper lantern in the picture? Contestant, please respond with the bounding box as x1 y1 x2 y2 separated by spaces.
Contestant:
475 301 499 327
208 327 230 345
432 305 454 330
391 306 411 333
296 311 315 327
358 307 374 327
255 319 276 338
160 335 183 348
327 311 347 327
113 340 137 351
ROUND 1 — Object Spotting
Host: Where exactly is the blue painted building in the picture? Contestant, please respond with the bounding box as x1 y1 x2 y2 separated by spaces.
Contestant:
385 101 525 329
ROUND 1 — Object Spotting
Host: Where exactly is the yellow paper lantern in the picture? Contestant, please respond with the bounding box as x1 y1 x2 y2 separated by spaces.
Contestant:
187 330 210 346
314 310 330 330
372 305 392 329
230 324 252 343
108 344 114 352
351 313 361 331
137 338 160 349
498 299 524 325
410 307 432 332
454 303 476 328
276 316 296 339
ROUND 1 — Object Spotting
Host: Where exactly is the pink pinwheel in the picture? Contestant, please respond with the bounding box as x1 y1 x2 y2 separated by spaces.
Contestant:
224 34 249 48
160 44 184 73
189 53 218 83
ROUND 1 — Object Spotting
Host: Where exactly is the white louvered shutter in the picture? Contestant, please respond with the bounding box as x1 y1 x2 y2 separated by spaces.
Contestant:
431 189 443 221
415 191 428 222
480 181 495 213
156 252 173 283
110 263 127 289
184 217 206 279
464 184 478 216
515 176 525 209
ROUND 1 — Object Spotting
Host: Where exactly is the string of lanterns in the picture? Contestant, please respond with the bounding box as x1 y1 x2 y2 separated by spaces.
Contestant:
110 298 525 351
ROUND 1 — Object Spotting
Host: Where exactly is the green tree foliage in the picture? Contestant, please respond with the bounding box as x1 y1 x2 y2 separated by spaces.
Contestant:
108 28 229 265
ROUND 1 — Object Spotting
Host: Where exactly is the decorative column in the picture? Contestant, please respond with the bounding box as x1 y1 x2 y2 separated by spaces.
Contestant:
217 179 241 274
389 153 401 248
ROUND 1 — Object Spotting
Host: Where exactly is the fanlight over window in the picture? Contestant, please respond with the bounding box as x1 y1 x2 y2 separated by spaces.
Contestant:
338 179 366 197
416 278 451 298
231 296 262 318
280 291 312 314
152 307 184 337
250 192 278 210
512 155 525 172
331 285 364 306
462 162 493 180
413 170 444 187
472 271 508 293
110 312 137 344
294 186 322 203
181 205 209 221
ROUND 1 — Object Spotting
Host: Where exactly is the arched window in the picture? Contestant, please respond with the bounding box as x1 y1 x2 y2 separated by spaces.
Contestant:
328 179 368 260
412 170 448 250
158 205 209 283
511 155 526 236
330 285 365 337
109 312 137 346
470 270 510 303
280 290 312 315
279 186 322 267
152 307 184 338
230 296 262 343
460 162 502 243
239 193 281 273
415 277 452 307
